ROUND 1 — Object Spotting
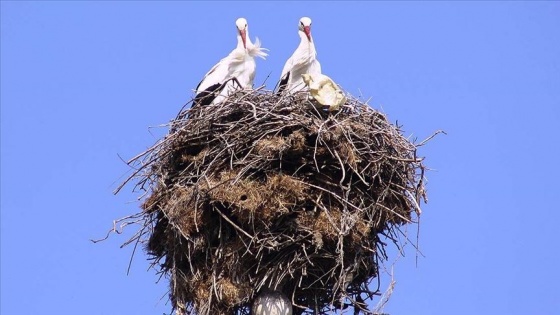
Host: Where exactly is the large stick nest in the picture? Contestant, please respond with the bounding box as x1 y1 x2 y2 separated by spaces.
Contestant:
118 90 428 315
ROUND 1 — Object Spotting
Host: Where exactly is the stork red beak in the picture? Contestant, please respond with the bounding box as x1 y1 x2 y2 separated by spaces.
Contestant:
303 26 312 41
240 29 247 49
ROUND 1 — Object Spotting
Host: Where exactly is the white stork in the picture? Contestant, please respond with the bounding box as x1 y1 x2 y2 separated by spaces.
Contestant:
251 289 292 315
301 73 346 111
276 17 321 94
193 18 267 107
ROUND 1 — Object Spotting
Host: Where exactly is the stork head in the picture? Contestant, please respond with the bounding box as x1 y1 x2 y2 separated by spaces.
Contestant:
236 17 248 49
298 17 313 42
301 73 313 85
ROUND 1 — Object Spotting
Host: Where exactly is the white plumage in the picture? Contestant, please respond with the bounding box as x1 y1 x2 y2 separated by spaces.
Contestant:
277 17 321 94
301 73 346 111
194 18 267 107
251 290 292 315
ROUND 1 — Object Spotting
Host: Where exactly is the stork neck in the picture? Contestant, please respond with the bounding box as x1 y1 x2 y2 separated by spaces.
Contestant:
236 33 245 50
298 30 315 54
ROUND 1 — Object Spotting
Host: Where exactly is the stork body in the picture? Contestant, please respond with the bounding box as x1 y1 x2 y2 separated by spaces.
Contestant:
251 290 292 315
277 17 321 94
194 18 267 107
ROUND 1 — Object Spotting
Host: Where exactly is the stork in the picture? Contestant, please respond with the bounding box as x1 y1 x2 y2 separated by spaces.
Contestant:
276 17 321 94
301 73 346 111
193 18 267 107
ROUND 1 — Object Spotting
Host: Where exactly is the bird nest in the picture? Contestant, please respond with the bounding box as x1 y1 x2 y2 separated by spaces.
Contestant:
114 90 429 315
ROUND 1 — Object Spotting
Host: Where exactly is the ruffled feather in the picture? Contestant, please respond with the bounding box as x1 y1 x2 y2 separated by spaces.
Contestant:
249 37 269 60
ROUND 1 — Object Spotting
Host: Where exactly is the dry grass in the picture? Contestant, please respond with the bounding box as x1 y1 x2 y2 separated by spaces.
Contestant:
113 89 432 315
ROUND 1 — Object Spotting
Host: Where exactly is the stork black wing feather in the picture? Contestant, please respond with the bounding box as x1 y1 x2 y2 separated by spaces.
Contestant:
275 72 290 95
193 83 222 107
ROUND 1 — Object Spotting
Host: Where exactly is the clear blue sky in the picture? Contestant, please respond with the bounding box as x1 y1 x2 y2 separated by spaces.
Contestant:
2 1 559 314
